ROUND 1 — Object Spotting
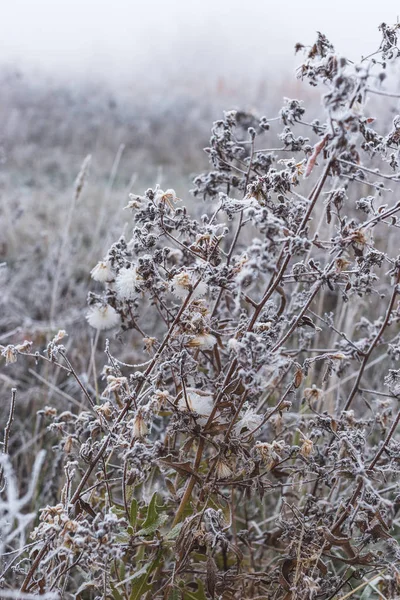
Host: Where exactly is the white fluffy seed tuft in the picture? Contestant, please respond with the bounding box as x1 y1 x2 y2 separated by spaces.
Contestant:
86 304 120 330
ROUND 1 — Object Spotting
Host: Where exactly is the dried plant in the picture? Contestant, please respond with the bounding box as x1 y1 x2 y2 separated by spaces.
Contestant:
4 21 400 600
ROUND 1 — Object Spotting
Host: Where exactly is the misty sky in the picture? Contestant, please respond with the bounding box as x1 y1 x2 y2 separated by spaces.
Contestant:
1 0 399 84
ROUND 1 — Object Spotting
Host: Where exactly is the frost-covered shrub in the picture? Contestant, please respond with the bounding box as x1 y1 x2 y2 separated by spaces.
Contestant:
4 22 400 599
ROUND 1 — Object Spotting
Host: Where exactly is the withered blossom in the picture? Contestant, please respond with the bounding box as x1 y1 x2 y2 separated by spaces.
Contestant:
90 260 114 282
86 304 120 330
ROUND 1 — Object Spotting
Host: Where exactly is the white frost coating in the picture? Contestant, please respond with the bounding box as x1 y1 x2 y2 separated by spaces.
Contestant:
0 592 60 599
235 408 263 435
0 450 46 558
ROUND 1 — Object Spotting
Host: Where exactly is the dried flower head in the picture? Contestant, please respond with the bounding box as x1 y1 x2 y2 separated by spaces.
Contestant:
104 376 128 395
91 260 114 282
215 459 233 479
154 187 180 208
131 409 149 439
178 390 214 417
170 272 208 300
95 401 114 419
51 330 67 344
235 407 263 435
1 345 17 365
303 386 323 405
143 337 158 354
254 440 286 469
115 266 141 300
186 332 217 350
297 429 314 458
86 304 120 330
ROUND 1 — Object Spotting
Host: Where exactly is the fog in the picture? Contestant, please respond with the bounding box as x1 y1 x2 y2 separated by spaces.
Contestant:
1 0 399 85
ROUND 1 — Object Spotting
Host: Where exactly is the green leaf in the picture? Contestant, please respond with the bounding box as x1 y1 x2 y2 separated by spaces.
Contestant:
168 588 181 600
119 560 126 581
126 565 152 600
111 583 125 600
110 504 126 518
128 553 162 600
166 522 183 540
136 513 169 537
135 492 169 536
142 492 159 529
130 498 138 528
359 575 384 600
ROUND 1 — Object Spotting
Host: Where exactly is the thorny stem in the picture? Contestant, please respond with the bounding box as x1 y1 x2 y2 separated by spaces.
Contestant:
250 159 332 328
59 349 96 409
366 86 400 98
242 384 294 440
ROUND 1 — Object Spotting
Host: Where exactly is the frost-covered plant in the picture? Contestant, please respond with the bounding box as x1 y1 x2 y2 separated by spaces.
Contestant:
5 22 400 599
